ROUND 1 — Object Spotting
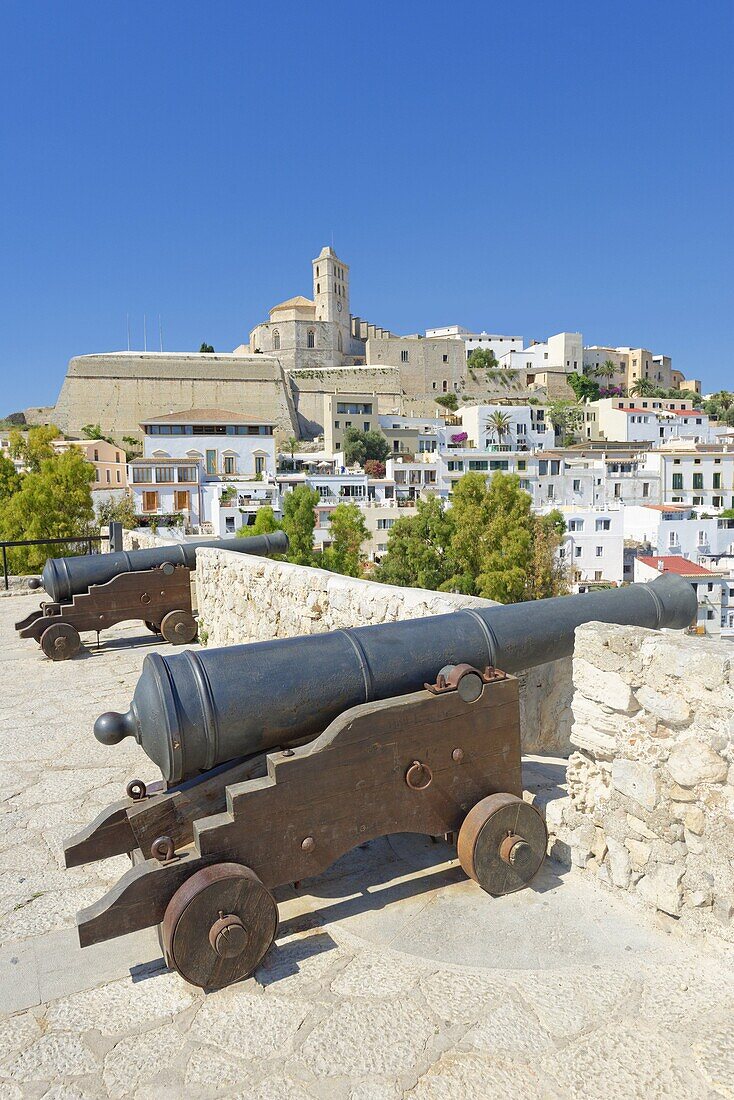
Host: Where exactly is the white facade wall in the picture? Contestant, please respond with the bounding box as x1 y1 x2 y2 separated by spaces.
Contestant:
457 405 551 452
143 429 276 479
555 506 624 587
633 557 729 637
641 451 734 511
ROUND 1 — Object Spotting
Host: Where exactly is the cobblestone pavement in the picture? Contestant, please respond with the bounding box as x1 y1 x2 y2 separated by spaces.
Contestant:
2 593 734 1099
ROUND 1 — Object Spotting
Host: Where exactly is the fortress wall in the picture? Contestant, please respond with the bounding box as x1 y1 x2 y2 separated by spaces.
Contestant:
287 366 403 437
53 353 299 441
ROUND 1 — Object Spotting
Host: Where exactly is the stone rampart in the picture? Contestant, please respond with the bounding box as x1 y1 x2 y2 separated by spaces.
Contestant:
545 622 734 941
195 548 573 756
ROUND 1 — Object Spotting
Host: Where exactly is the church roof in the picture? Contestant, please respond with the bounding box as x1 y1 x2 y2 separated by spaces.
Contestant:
270 295 314 313
317 246 337 259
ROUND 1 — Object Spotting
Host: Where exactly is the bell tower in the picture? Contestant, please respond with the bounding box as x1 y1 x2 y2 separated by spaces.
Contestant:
312 247 350 352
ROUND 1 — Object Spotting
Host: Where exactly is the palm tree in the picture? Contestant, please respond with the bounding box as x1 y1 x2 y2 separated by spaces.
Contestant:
594 359 618 383
486 410 513 447
285 436 298 470
630 377 655 398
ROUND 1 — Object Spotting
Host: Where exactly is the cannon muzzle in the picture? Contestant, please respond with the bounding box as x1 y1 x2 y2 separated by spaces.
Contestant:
94 574 696 785
37 531 288 603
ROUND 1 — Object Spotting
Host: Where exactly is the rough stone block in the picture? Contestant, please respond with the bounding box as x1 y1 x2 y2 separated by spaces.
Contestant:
625 838 651 871
667 740 728 788
635 686 691 728
636 863 684 916
605 837 631 889
611 759 659 812
573 659 638 715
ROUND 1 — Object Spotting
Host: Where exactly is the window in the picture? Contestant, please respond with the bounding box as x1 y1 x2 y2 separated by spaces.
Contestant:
573 479 581 492
568 519 584 532
713 496 723 508
116 470 121 483
307 330 315 349
575 546 582 557
596 519 611 531
206 450 217 477
363 422 370 432
223 456 236 475
672 473 683 490
142 491 159 512
551 460 560 475
697 531 706 545
693 496 704 506
538 461 548 476
154 466 174 483
132 467 152 483
693 473 703 490
713 473 722 489
518 460 527 471
401 349 409 363
255 456 265 475
442 380 448 392
596 546 603 557
177 466 196 482
174 490 190 511
334 421 340 429
116 452 121 463
643 482 649 497
595 571 603 581
94 448 99 462
273 330 280 350
105 469 110 483
669 531 679 547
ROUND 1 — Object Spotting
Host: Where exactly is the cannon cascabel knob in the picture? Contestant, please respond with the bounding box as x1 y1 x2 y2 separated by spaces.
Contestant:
95 709 136 746
27 577 42 591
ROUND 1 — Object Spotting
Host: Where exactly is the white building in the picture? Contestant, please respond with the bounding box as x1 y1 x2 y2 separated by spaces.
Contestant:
456 405 552 452
639 445 734 511
425 325 524 361
498 332 583 375
633 555 731 638
128 409 277 532
554 506 624 589
588 398 712 446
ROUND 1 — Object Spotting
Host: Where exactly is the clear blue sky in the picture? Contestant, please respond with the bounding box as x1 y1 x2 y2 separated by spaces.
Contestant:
1 1 732 414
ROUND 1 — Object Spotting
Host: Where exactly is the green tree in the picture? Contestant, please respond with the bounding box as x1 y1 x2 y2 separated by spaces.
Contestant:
285 436 299 469
0 449 95 572
594 359 618 383
199 343 215 353
241 505 282 536
435 393 459 412
467 348 499 371
630 377 655 397
528 509 568 599
566 373 599 402
81 423 105 440
322 503 368 577
0 455 21 503
363 430 390 463
442 473 491 594
547 399 584 443
342 427 367 466
9 424 60 472
281 484 319 566
486 410 512 446
375 495 454 590
96 493 138 530
471 473 535 602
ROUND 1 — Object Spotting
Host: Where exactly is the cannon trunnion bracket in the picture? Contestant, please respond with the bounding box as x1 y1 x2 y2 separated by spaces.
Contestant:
64 664 547 991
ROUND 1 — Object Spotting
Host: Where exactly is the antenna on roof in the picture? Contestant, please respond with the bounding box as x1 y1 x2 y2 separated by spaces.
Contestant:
158 314 163 352
126 313 130 351
143 313 147 352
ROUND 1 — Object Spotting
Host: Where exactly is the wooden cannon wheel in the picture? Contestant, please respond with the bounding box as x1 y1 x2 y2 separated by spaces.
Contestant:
160 610 197 645
39 622 82 661
161 863 278 989
458 792 547 896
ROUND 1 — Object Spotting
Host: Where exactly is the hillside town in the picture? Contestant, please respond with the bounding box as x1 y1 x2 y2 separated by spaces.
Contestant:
3 245 733 637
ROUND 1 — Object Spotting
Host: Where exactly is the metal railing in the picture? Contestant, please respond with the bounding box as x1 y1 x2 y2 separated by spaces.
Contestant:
1 524 120 590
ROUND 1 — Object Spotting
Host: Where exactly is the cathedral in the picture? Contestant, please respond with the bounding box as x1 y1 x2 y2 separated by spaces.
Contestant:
241 247 371 372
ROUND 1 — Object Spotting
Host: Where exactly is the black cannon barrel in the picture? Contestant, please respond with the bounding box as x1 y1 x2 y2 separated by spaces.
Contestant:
94 573 696 785
33 531 288 603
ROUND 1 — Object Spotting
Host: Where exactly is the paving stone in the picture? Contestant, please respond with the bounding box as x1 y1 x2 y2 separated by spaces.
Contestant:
0 1034 100 1082
299 999 437 1078
45 971 195 1036
417 969 506 1025
0 1011 42 1061
255 931 350 996
542 1020 709 1099
409 1051 545 1099
184 1044 250 1092
329 950 423 999
235 1080 315 1100
102 1022 186 1096
462 997 555 1056
191 990 311 1060
692 1021 734 1097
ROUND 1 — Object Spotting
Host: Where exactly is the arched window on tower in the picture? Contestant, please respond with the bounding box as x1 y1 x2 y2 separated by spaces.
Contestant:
307 329 315 349
337 330 343 352
317 283 320 293
273 330 280 351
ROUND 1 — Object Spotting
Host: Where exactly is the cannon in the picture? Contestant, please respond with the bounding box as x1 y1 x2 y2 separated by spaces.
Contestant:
65 574 696 990
15 531 287 660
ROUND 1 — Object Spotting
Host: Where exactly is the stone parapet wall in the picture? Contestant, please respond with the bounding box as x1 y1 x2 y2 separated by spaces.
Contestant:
546 622 734 941
195 548 573 756
121 528 182 551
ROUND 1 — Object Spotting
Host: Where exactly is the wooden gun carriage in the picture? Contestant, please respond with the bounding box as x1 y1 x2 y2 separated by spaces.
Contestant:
15 531 287 660
64 574 696 990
